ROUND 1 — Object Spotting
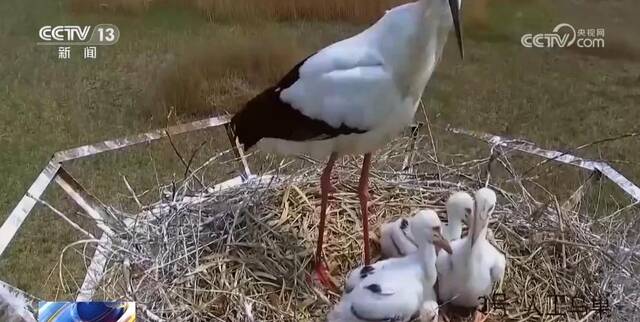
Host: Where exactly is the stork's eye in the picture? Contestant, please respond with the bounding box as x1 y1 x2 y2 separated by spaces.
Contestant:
464 207 472 215
488 205 495 213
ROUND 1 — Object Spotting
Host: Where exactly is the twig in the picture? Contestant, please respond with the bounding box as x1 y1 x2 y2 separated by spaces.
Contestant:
29 193 95 239
164 129 205 189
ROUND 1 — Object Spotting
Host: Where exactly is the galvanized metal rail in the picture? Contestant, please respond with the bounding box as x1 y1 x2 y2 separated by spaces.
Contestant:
448 127 640 202
0 115 249 301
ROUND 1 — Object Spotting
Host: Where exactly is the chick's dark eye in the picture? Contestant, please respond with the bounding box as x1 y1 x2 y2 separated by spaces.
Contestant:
400 218 409 230
464 207 472 215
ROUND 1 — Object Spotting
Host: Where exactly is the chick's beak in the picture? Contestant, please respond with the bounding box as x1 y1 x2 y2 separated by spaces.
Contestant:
433 232 453 254
448 0 464 59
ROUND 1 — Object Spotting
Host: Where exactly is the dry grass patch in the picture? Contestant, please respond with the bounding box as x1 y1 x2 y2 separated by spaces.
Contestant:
69 0 152 15
69 0 407 23
194 0 406 24
146 28 309 121
69 0 508 25
568 37 640 62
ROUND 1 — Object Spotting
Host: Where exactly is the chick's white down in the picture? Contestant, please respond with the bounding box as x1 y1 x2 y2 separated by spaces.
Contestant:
330 210 450 322
380 192 473 259
436 188 506 307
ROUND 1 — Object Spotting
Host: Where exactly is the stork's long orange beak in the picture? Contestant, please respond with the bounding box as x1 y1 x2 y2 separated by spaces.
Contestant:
448 0 464 59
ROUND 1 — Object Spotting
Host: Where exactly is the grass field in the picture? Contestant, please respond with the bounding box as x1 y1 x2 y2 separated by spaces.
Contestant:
0 0 639 300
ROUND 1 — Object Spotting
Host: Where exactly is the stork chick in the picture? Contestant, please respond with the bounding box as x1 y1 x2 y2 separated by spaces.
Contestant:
380 192 472 258
330 210 452 322
443 191 473 241
436 188 506 319
379 211 420 258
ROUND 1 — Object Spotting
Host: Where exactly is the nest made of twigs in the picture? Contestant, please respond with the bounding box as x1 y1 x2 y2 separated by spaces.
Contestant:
60 132 639 322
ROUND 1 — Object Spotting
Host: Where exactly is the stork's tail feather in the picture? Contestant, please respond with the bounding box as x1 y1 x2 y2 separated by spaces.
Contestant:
0 282 36 322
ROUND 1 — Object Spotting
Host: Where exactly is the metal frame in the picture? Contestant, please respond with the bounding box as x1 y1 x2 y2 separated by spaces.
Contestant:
77 233 112 301
448 127 640 202
0 115 249 301
2 118 639 301
54 168 115 237
0 161 61 257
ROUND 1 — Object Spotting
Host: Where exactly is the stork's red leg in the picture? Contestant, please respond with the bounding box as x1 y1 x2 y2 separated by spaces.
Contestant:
358 153 373 264
312 153 338 290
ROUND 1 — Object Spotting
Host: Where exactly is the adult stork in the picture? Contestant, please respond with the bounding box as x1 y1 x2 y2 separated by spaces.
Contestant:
230 0 464 289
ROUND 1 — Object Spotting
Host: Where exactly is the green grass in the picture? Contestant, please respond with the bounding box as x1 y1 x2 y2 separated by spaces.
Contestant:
0 0 639 299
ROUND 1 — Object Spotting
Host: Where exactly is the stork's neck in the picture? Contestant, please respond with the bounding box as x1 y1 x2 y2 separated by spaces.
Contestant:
387 0 456 101
417 243 438 283
468 217 488 248
444 218 463 241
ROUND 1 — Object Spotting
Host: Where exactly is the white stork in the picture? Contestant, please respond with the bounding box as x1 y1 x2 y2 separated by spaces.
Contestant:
436 188 506 320
329 210 451 322
230 0 464 289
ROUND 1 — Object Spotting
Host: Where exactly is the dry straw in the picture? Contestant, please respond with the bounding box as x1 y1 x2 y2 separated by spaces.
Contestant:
58 130 639 322
69 0 405 24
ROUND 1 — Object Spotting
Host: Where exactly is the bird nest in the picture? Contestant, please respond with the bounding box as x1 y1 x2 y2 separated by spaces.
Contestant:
59 132 639 322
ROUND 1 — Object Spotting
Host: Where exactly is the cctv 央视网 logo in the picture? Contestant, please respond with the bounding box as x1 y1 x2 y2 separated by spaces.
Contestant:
521 23 576 48
39 26 91 42
521 23 605 49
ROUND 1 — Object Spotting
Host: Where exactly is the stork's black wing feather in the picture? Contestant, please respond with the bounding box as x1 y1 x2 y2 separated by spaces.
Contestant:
230 54 365 150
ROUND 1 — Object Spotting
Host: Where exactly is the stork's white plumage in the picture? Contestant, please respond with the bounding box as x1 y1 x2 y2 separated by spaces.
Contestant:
418 301 440 322
330 210 451 322
443 191 474 241
380 192 473 259
436 188 506 316
379 212 419 258
231 0 464 289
